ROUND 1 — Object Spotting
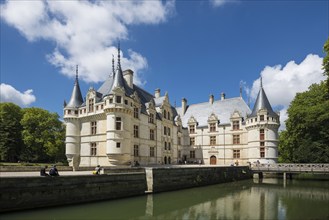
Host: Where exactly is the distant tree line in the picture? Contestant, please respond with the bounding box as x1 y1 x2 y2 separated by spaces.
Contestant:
279 38 329 163
0 103 66 163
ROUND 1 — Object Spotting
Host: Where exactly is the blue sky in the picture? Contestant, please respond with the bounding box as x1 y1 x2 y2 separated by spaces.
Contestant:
1 0 328 129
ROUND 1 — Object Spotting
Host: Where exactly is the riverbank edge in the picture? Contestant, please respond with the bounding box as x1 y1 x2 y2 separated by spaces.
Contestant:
0 166 252 213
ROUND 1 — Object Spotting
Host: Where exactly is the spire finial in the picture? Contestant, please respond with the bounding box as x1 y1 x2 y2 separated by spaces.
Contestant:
112 54 115 76
240 83 242 98
260 76 263 88
76 65 79 81
117 41 121 68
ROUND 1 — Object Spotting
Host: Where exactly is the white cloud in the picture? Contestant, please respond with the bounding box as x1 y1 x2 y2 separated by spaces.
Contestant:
248 54 325 130
0 0 175 85
0 83 36 106
210 0 236 7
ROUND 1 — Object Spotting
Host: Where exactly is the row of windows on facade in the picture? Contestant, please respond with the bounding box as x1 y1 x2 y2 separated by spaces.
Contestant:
248 115 278 123
189 129 265 146
189 121 240 134
90 143 266 159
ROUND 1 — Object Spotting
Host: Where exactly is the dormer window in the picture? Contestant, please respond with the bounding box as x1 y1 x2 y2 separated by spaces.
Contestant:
168 112 171 120
88 98 94 112
149 113 154 124
189 125 195 134
164 110 167 119
233 121 239 130
116 96 121 103
260 115 264 121
209 123 216 132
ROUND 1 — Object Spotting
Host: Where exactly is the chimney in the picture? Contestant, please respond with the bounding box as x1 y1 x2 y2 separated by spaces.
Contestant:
123 69 134 88
155 88 161 98
209 94 214 104
182 98 187 115
221 92 226 100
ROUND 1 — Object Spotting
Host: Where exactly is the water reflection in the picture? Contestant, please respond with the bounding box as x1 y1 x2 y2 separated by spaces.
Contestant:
1 179 329 220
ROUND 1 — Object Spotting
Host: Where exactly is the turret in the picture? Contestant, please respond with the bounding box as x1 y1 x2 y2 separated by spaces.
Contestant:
246 77 280 164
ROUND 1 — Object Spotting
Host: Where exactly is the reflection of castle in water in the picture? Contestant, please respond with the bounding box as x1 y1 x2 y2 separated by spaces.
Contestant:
141 180 329 220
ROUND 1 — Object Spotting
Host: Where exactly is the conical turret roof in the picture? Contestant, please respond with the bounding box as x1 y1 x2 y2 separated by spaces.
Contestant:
249 78 277 117
66 66 83 108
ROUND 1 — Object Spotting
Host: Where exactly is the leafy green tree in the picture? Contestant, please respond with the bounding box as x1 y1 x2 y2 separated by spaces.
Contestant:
279 82 329 163
323 37 329 95
0 103 23 162
20 107 65 162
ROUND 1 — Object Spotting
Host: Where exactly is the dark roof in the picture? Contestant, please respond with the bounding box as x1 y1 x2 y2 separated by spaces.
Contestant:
249 87 278 117
66 77 83 108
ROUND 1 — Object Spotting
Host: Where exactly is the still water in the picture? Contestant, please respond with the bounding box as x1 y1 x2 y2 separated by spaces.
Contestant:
1 179 329 220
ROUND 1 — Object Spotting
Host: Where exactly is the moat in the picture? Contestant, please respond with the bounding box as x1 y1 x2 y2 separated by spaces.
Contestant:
1 178 328 220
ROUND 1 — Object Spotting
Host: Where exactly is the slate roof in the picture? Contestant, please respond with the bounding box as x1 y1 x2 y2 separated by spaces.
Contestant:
249 87 278 117
176 97 251 127
66 76 84 108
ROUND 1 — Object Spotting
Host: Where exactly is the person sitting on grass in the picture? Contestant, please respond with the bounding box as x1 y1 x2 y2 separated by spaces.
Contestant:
49 165 59 176
40 165 49 176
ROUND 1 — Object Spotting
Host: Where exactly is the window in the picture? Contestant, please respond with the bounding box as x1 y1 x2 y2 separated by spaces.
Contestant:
96 105 99 111
164 126 167 135
168 127 171 136
109 98 113 103
168 112 170 120
209 123 216 132
68 110 71 114
134 145 139 157
178 137 181 145
116 96 121 103
168 142 171 150
260 147 265 158
150 147 155 157
75 110 78 114
189 125 195 134
190 150 195 159
210 136 216 145
91 121 97 135
91 142 97 156
101 105 103 109
233 135 240 144
233 121 239 130
260 129 265 140
88 99 94 112
116 117 122 130
134 107 139 119
233 149 240 159
116 142 121 148
260 141 265 147
190 137 195 146
84 109 86 113
163 110 167 119
149 113 154 124
260 115 264 121
150 129 155 140
124 100 128 105
164 142 167 150
134 125 139 138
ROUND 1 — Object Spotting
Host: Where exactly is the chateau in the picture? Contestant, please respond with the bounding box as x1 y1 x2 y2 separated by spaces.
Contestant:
64 47 280 169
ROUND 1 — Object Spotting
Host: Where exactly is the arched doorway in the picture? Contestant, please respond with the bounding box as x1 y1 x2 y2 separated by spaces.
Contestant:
210 155 217 165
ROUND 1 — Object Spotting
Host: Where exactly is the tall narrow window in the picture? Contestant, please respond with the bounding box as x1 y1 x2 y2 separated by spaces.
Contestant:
190 150 195 159
134 107 139 119
168 142 171 150
134 145 139 156
163 110 167 119
134 125 139 138
150 147 155 157
260 129 265 140
168 112 171 120
190 137 195 146
91 121 97 135
233 149 240 158
260 147 265 158
150 129 155 140
233 135 240 144
168 127 171 136
149 113 154 124
116 96 121 103
164 126 167 135
164 142 167 150
116 142 121 148
88 99 94 112
233 121 239 130
209 123 216 132
189 125 195 134
210 136 216 145
260 115 264 121
116 117 122 130
91 142 97 156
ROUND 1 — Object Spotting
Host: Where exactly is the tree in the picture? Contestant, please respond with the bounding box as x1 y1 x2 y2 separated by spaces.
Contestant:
20 107 65 162
0 103 23 162
279 82 329 163
323 37 329 95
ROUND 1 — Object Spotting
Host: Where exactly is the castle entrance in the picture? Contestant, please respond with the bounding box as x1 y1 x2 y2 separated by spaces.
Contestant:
210 156 217 165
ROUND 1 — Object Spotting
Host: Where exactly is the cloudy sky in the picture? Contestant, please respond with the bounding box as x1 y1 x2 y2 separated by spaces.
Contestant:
1 0 328 130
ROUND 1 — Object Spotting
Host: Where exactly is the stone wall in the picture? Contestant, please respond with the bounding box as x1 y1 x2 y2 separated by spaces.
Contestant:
0 173 146 212
146 166 252 193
